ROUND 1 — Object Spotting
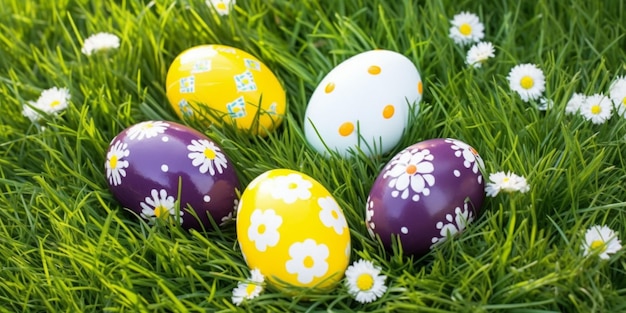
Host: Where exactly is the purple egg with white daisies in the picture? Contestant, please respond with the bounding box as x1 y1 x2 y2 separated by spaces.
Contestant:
365 138 485 256
104 120 240 230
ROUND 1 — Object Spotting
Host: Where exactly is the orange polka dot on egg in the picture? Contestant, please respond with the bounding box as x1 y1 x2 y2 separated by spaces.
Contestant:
325 82 335 93
368 65 381 75
418 81 423 95
382 104 395 119
338 122 354 137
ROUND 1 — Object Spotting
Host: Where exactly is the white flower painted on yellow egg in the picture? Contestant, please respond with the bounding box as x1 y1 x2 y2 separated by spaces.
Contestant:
383 148 435 202
105 140 130 186
126 121 170 141
318 196 348 235
285 239 329 284
187 139 228 175
247 209 282 252
270 173 313 204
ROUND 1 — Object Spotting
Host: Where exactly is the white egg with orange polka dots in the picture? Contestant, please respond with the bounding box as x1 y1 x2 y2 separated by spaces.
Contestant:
236 169 351 292
304 49 423 158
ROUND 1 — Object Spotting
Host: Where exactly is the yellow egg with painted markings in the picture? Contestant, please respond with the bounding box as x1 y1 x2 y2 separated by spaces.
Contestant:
165 45 286 136
236 169 351 292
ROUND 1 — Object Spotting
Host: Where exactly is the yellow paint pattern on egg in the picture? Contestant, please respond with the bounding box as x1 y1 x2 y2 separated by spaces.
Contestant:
368 65 381 75
382 104 395 119
236 169 351 292
165 45 286 136
338 122 354 137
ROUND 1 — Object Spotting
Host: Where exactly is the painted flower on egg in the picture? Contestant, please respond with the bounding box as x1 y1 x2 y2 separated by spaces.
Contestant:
247 209 283 252
126 121 170 141
187 139 228 175
105 140 130 186
430 202 475 248
139 188 182 224
446 138 484 181
269 173 313 204
383 148 435 202
318 196 348 235
285 239 330 284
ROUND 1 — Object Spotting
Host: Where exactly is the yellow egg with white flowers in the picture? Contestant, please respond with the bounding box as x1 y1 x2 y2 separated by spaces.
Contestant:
165 45 286 136
236 169 351 292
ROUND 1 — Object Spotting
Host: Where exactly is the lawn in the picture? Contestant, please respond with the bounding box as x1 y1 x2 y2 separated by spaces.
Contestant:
1 0 626 312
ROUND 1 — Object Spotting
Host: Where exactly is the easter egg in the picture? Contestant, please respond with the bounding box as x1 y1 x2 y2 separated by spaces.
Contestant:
165 44 286 136
104 120 240 229
365 138 485 256
236 169 351 291
303 49 423 158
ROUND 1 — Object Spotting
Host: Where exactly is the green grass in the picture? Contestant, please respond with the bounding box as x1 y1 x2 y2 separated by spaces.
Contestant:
1 0 626 311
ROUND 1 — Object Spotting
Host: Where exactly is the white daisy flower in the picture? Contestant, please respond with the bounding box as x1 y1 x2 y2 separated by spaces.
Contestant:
507 64 546 102
449 12 485 46
344 259 387 304
187 139 228 175
206 0 235 16
269 173 313 204
81 32 120 56
466 41 495 68
582 225 622 260
126 121 170 141
105 140 130 186
565 93 586 115
317 196 348 235
608 76 626 118
383 148 435 202
537 97 554 111
484 171 530 197
22 87 71 122
580 93 613 124
37 87 71 114
231 268 264 306
285 239 329 284
247 209 282 252
139 189 182 224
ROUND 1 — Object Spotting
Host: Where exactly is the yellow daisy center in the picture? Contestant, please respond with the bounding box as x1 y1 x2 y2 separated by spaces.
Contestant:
303 256 314 268
520 76 534 89
203 148 216 160
245 283 257 296
154 205 167 218
217 2 227 10
590 104 601 115
459 23 472 36
356 273 374 291
50 100 61 108
621 97 625 106
109 155 118 169
590 239 606 252
502 177 510 183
